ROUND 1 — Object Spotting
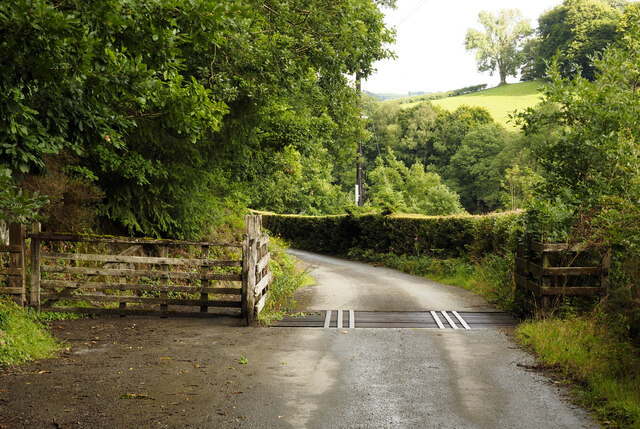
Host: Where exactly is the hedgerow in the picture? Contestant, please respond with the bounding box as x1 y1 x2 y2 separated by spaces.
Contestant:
260 211 523 259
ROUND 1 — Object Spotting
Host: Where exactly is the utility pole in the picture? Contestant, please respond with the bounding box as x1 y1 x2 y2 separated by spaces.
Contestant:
355 72 364 207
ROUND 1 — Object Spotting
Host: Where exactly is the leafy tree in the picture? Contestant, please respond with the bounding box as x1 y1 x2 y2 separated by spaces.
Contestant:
500 165 542 210
0 169 47 225
1 0 244 237
251 145 351 215
0 0 395 237
448 124 518 213
193 0 396 216
465 9 532 86
368 149 463 215
519 17 640 244
521 0 624 81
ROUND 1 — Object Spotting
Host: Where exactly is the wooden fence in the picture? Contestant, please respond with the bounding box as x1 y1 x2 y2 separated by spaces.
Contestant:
0 224 26 305
0 215 271 324
515 234 610 312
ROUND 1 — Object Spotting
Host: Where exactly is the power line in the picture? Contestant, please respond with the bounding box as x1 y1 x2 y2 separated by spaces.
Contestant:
394 0 429 27
365 105 392 196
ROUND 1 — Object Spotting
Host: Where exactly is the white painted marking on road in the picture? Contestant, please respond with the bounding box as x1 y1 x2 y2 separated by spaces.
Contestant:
441 311 459 329
349 309 355 329
430 311 445 329
452 311 471 329
324 310 332 328
337 310 343 329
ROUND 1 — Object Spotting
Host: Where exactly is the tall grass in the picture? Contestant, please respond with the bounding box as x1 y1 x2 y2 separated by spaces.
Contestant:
517 316 640 428
0 298 60 366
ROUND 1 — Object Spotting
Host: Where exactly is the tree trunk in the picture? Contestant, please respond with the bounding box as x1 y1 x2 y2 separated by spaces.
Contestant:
498 67 507 86
497 57 507 86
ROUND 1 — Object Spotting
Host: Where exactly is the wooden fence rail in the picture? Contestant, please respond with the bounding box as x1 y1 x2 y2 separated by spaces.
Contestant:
0 216 271 324
515 233 610 312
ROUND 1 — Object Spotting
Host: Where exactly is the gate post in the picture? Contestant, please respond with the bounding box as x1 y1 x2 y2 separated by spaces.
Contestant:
8 223 26 306
30 222 41 310
242 215 261 324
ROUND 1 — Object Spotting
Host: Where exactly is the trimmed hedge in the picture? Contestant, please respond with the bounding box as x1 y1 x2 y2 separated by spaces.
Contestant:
260 211 523 259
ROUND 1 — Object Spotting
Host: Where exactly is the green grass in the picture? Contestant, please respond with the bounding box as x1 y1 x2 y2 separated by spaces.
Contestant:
517 316 640 428
0 298 60 366
401 81 547 129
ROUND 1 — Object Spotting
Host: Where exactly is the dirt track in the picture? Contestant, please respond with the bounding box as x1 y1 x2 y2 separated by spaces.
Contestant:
0 317 260 428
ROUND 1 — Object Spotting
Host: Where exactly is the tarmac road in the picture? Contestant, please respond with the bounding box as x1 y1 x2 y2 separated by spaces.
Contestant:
257 250 597 428
0 250 597 428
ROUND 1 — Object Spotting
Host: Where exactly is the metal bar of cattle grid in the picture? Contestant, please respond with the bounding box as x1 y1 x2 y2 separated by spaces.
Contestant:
441 311 459 329
324 310 332 328
337 310 343 329
452 311 471 330
349 310 355 329
430 311 445 329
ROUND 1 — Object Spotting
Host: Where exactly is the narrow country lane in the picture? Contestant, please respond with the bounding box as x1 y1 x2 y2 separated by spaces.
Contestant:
0 251 597 428
288 249 495 312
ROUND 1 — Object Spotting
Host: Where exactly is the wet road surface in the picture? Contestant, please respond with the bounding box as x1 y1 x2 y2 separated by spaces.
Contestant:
0 251 597 428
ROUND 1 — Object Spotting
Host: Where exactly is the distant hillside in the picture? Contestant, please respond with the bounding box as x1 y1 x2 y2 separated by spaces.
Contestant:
397 81 547 129
365 91 428 101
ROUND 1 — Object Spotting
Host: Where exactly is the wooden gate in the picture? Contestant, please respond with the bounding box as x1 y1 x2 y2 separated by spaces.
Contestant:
19 215 270 323
0 224 26 306
515 234 610 312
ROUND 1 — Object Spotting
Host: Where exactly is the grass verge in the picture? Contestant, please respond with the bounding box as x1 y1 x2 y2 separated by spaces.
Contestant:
0 298 60 366
256 236 314 325
516 316 640 428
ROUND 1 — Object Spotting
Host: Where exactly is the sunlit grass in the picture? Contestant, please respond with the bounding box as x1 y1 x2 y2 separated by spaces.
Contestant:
398 81 547 130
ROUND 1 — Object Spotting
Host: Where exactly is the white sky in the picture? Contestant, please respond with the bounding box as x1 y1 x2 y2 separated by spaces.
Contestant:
363 0 564 94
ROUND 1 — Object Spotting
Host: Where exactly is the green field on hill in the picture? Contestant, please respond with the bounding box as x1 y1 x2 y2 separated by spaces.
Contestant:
400 81 547 130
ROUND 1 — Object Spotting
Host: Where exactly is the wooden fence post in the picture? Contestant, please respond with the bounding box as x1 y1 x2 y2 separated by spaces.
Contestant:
159 244 169 317
200 245 209 313
30 223 41 310
8 223 26 306
540 247 551 312
601 248 611 297
242 215 261 324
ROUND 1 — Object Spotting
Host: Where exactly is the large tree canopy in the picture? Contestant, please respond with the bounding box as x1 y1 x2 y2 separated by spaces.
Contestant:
518 13 640 243
0 0 395 237
465 9 532 86
521 0 625 81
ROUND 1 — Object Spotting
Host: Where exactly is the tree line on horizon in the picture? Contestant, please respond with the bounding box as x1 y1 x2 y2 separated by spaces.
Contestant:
361 0 640 217
466 0 635 86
